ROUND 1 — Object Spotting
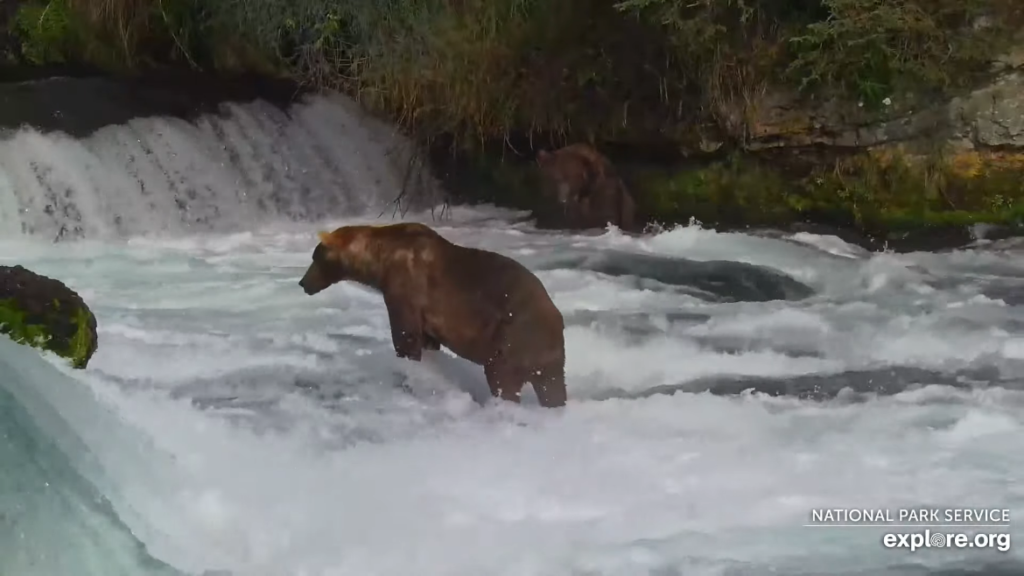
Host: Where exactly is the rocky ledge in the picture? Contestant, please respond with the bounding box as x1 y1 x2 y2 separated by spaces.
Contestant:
0 70 305 138
0 265 97 368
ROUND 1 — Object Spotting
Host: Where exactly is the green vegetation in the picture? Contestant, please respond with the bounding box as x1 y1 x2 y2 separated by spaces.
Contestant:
5 0 1020 141
464 146 1024 238
2 0 1023 234
68 306 96 369
784 0 1016 107
0 299 49 348
637 147 1024 235
0 297 97 369
10 0 204 70
616 0 1020 110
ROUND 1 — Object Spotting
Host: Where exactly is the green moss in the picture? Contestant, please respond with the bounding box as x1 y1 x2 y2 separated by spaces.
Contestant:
0 297 95 369
68 306 95 369
633 149 1024 237
0 300 51 347
472 158 543 210
635 158 797 229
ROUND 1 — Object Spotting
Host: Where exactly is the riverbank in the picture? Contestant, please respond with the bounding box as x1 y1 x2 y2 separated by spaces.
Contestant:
432 147 1024 253
2 0 1023 251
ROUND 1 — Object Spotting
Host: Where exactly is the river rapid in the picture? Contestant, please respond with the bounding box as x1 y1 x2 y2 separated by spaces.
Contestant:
0 91 1022 576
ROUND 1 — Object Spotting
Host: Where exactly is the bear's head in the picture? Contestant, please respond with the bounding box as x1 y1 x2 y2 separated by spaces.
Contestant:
536 148 591 206
298 227 374 295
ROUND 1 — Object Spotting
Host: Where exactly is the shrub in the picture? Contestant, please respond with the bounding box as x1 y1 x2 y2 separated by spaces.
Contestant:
205 0 684 147
8 0 1022 149
616 0 1021 113
13 0 204 69
14 0 78 65
786 0 1019 107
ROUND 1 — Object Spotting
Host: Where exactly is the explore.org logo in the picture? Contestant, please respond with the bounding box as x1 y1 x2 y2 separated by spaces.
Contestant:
804 507 1013 553
882 530 1011 553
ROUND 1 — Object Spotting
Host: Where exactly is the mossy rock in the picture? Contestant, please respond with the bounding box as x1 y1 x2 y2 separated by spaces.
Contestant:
0 265 97 369
623 147 1024 242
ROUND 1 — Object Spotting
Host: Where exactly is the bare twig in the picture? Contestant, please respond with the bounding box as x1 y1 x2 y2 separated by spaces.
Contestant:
379 143 426 219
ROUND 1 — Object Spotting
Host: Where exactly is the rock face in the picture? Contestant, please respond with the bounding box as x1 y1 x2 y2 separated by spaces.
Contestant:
951 72 1024 149
0 266 98 369
0 1 20 65
0 73 305 138
739 31 1024 154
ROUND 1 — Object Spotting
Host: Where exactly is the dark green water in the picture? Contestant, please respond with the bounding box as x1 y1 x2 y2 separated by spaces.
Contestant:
0 338 181 576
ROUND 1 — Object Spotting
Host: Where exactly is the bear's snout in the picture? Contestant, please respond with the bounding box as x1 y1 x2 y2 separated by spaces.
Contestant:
555 183 571 204
299 265 326 295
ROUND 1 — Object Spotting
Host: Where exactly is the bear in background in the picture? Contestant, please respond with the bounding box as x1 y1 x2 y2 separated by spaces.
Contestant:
534 143 638 232
298 222 567 408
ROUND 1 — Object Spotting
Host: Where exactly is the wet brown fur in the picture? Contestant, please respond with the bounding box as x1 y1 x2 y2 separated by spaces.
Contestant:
298 223 567 408
535 143 637 231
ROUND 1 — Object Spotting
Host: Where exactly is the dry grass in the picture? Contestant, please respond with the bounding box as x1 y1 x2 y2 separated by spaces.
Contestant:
11 0 1022 150
67 0 149 63
200 0 683 148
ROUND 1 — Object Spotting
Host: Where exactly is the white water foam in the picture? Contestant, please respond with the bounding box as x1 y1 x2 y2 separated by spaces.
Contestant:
0 92 437 241
2 91 1023 576
4 209 1024 576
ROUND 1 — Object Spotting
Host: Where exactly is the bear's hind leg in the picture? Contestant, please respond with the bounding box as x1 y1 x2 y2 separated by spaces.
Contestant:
484 361 527 404
423 333 441 350
485 359 566 408
530 361 567 408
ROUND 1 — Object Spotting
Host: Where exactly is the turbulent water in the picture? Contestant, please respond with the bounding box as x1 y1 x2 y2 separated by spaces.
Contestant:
1 91 1024 576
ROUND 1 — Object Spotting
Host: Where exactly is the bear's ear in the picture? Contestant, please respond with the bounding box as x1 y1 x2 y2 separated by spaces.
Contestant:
318 231 351 252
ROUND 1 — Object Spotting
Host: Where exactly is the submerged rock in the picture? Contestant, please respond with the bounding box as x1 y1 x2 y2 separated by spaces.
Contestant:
543 251 815 302
0 265 97 368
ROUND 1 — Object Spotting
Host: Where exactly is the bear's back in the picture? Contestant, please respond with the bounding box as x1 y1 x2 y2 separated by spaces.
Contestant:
370 222 557 316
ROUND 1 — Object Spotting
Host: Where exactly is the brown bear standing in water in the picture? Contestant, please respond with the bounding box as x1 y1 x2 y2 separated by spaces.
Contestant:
298 222 567 408
535 143 638 231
